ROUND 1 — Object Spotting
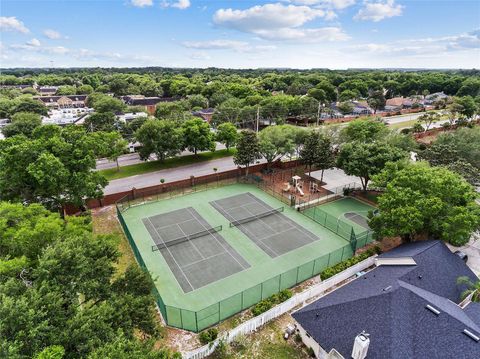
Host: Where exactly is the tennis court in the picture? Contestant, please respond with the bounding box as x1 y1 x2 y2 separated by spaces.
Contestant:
210 193 320 258
142 207 249 293
118 183 363 331
317 197 375 233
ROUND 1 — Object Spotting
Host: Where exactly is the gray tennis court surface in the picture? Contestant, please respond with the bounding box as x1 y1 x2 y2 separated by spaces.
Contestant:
344 212 370 230
142 207 249 293
210 192 321 258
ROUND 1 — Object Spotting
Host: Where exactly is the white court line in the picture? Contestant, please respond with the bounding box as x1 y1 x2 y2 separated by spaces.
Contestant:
215 199 280 257
147 217 195 292
245 193 320 244
187 207 248 270
175 221 205 260
181 252 228 271
153 218 197 232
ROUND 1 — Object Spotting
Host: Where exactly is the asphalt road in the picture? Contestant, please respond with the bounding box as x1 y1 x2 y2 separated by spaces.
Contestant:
104 156 266 195
96 142 226 170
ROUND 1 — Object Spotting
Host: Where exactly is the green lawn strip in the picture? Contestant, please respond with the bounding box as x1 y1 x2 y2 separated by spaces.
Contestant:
388 118 420 129
99 148 235 180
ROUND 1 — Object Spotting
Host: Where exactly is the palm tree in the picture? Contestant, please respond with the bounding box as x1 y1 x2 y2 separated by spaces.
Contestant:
457 276 480 302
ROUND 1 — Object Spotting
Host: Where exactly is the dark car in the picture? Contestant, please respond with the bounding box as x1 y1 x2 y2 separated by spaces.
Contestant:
454 250 468 262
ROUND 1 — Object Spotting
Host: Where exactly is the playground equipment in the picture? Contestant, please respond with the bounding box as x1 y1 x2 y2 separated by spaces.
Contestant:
292 175 304 196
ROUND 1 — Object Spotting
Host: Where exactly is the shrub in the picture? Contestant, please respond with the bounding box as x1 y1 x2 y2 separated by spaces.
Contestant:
306 347 315 357
320 247 380 280
211 340 228 359
251 289 292 316
199 328 218 344
294 333 302 343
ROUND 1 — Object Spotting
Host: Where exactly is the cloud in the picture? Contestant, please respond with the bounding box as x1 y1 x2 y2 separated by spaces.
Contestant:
348 29 480 55
213 3 347 42
189 51 211 60
0 16 29 33
131 0 153 7
161 0 191 9
43 29 67 40
288 0 356 10
182 39 277 53
26 38 41 47
354 0 403 22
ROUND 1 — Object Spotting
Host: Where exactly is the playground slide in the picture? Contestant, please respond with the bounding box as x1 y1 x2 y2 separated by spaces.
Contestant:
296 184 304 196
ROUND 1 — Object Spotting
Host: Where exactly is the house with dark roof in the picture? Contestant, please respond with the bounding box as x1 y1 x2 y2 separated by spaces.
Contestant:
121 95 178 115
292 240 480 359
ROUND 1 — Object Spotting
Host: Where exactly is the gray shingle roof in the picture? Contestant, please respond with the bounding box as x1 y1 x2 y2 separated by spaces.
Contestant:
292 240 480 359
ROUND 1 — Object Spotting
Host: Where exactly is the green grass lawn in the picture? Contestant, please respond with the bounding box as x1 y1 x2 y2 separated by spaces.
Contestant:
99 148 235 181
388 118 420 129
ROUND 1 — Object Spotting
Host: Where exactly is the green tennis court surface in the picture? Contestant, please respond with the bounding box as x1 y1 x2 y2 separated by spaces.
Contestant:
211 193 320 258
142 207 250 293
313 197 376 233
118 184 370 331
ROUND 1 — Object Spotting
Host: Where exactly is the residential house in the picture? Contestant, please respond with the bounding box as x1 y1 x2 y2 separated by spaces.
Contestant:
292 240 480 359
117 112 148 124
121 95 177 115
351 101 374 116
424 92 449 105
34 95 88 109
38 86 59 96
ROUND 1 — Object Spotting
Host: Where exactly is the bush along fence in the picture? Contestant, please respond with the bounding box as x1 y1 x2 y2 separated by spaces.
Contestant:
182 255 377 359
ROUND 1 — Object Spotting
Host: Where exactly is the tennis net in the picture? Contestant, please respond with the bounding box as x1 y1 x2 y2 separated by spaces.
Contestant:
229 207 284 227
151 225 223 251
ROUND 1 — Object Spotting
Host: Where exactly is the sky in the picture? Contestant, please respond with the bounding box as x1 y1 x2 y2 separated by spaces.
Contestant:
0 0 479 69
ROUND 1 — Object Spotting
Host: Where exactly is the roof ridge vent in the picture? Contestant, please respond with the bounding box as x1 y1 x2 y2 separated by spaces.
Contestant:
382 285 392 292
463 329 480 342
425 304 440 315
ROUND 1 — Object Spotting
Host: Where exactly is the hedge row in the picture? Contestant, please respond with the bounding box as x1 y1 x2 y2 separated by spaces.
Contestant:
251 289 293 316
320 246 381 280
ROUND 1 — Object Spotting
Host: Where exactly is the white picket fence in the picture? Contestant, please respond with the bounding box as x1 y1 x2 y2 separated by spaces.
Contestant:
182 255 377 359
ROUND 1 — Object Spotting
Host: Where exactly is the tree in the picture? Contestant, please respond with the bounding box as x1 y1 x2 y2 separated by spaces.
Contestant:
369 162 480 245
337 142 406 190
84 112 117 132
1 112 42 138
315 133 335 183
92 95 126 113
215 122 238 150
182 118 215 155
340 118 388 143
56 85 76 95
457 277 480 302
367 90 386 114
233 130 260 176
453 96 477 119
300 131 320 176
0 127 108 212
94 132 128 171
135 120 183 161
417 112 440 132
337 102 354 115
12 98 48 116
258 125 296 165
77 84 94 95
0 202 167 358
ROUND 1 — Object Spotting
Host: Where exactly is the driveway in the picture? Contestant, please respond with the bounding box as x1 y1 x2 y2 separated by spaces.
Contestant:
447 234 480 276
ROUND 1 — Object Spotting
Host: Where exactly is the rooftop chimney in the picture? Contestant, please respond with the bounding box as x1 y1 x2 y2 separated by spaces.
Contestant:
352 331 370 359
